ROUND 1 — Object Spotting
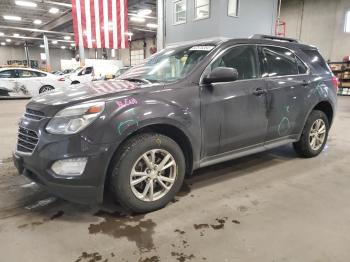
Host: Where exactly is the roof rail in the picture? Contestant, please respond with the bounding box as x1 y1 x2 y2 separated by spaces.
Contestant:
251 34 299 43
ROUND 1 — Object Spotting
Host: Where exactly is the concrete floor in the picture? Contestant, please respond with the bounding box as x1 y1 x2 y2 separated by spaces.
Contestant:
0 97 350 262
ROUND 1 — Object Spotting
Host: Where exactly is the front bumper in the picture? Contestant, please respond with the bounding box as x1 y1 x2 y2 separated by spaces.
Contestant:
13 132 116 205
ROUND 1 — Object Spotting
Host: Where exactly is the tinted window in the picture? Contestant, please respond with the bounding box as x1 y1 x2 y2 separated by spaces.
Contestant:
211 45 260 80
0 70 15 78
263 46 298 77
297 57 308 74
83 67 93 75
302 49 330 74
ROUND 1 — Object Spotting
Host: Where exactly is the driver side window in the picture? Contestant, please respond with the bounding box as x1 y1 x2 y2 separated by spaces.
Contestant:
211 45 260 80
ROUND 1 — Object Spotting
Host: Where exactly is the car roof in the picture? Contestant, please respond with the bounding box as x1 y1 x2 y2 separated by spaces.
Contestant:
166 35 316 51
0 67 48 73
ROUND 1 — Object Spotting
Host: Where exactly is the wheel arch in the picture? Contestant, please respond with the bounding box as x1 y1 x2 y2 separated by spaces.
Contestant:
104 122 195 195
313 100 334 125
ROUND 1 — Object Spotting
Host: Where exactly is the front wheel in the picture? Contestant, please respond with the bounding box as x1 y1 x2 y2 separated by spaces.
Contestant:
109 133 186 213
293 110 329 158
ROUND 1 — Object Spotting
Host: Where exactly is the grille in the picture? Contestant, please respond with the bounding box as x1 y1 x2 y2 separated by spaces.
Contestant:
24 108 45 120
17 127 39 153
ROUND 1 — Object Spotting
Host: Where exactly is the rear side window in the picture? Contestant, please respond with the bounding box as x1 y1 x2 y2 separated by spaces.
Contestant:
302 49 330 74
296 57 308 74
262 46 298 77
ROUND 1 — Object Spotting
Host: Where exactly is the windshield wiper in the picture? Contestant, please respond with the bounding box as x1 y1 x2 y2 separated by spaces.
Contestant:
121 78 160 84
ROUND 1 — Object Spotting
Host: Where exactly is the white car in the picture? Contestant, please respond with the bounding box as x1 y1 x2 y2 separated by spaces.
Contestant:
0 67 68 98
66 66 95 85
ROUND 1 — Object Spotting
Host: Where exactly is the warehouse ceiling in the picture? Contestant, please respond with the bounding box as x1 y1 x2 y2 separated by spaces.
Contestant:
0 0 157 48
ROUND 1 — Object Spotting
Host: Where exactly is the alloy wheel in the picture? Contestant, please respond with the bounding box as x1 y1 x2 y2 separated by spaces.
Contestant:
130 149 177 202
309 119 326 151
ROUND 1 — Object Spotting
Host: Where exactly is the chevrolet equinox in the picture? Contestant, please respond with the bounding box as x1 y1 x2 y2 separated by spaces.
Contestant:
13 35 337 213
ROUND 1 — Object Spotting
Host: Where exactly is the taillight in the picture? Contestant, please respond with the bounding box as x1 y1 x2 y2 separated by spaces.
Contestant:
332 76 339 92
58 77 65 81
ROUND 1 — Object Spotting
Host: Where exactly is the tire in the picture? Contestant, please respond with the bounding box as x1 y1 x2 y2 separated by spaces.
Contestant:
109 133 186 213
293 110 329 158
39 85 54 94
71 81 80 85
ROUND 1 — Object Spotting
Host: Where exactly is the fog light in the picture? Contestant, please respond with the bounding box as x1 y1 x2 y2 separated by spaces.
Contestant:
51 158 87 176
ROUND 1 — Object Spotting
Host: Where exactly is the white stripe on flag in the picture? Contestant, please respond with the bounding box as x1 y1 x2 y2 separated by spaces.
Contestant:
85 0 92 48
103 0 109 49
75 0 84 48
112 0 118 49
120 0 125 48
94 0 101 48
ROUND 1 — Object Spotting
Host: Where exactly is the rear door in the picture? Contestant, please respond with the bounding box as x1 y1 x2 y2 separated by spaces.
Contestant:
16 69 43 96
260 45 311 143
201 45 269 156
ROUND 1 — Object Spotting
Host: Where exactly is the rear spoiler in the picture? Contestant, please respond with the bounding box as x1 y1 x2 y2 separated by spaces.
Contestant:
250 34 299 43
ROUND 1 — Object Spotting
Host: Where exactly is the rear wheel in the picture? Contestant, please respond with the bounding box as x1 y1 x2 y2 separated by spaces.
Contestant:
109 133 186 213
71 81 80 85
39 85 54 93
293 110 329 158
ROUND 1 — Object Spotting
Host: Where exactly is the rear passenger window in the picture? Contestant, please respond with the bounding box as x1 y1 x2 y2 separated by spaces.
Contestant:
302 49 331 74
211 45 260 80
262 46 298 77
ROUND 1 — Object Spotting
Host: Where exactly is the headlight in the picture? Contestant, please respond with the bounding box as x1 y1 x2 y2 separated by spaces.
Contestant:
46 101 105 134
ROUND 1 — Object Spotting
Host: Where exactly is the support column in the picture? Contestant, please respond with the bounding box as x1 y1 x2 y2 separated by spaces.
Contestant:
43 35 51 72
24 41 30 68
157 0 165 51
79 41 85 66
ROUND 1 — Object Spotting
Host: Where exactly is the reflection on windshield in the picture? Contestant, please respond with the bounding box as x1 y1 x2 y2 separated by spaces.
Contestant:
121 45 215 83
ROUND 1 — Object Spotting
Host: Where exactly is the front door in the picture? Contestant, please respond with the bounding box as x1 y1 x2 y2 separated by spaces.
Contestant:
201 45 268 157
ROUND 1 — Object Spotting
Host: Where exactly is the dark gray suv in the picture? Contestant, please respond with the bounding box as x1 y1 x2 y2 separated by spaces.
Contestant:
13 35 337 213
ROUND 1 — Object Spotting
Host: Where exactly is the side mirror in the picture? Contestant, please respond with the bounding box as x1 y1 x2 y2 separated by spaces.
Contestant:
203 67 238 84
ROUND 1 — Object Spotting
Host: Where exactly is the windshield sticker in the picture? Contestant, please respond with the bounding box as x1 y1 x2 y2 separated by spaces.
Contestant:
189 46 214 51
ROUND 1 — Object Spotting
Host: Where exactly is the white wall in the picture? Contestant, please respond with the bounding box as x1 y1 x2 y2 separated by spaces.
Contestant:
0 45 75 71
281 0 350 61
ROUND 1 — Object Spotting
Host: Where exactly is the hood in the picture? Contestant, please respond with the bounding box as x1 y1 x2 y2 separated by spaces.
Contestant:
31 80 153 106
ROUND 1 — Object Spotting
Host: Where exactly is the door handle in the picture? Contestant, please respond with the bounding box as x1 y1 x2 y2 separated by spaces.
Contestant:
253 88 267 96
302 80 311 86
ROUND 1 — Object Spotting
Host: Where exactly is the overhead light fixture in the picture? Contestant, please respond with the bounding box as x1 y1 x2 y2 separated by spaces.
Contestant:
61 46 66 49
130 16 145 23
33 19 42 25
49 7 59 14
1 42 5 46
146 23 158 29
137 9 152 16
63 36 71 40
6 39 12 42
0 32 4 36
124 32 133 36
15 1 37 8
13 33 20 37
40 44 45 48
52 40 58 44
3 15 22 21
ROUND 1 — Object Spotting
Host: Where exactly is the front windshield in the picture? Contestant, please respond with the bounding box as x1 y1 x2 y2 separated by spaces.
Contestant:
121 45 215 83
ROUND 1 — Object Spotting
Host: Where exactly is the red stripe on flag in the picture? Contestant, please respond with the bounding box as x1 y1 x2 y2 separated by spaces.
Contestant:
117 0 121 49
99 0 106 48
80 0 87 48
71 0 79 46
124 0 129 48
90 0 97 48
108 0 113 49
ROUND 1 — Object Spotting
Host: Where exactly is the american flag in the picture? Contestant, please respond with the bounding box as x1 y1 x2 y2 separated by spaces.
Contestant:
72 0 129 49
